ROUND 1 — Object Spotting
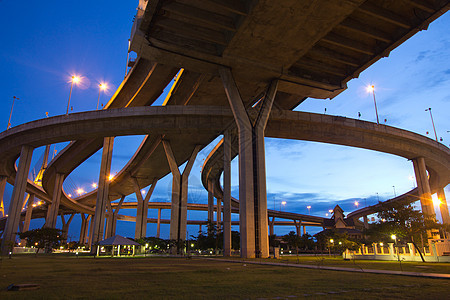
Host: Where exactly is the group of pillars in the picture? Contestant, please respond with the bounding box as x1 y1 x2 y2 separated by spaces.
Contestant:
1 69 449 258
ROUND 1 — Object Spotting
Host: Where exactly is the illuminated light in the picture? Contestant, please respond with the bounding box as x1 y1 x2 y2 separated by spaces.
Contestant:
381 218 386 222
289 250 291 254
35 242 38 246
37 201 42 205
354 201 359 207
325 213 329 217
32 204 37 207
108 174 114 181
68 194 72 198
72 75 80 84
145 243 149 248
432 194 441 206
380 242 383 247
339 242 342 245
76 188 85 195
307 205 311 209
391 234 396 240
191 243 194 248
366 85 374 93
99 82 108 91
330 239 334 243
281 201 286 205
92 183 98 188
141 190 146 195
328 209 333 213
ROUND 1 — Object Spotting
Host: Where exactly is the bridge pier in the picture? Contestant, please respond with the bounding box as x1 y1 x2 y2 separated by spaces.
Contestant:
156 208 162 238
134 178 157 239
207 179 214 229
163 140 200 253
1 145 34 255
90 137 114 254
412 157 436 219
223 130 232 256
79 213 88 245
220 67 278 258
0 175 6 217
23 193 35 232
45 173 65 228
61 213 75 243
437 188 449 225
105 196 125 238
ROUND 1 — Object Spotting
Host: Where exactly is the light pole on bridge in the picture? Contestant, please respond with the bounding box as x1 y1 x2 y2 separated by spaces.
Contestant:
7 96 19 130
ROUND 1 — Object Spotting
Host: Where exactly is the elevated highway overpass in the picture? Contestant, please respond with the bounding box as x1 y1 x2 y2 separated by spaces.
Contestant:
1 0 449 257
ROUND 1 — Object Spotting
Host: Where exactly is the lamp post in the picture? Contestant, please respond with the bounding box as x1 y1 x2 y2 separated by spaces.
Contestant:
7 96 19 130
367 85 379 124
66 75 80 115
97 83 107 110
280 201 286 211
425 108 438 142
307 205 311 215
392 186 396 198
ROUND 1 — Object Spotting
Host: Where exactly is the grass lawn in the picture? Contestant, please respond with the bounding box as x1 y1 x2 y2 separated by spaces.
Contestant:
259 255 450 274
0 255 448 299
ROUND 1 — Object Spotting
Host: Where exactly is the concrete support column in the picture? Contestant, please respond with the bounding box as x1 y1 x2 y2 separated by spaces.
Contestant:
412 157 435 218
220 67 278 258
363 216 369 229
61 213 75 243
46 173 65 228
294 220 301 236
1 145 33 255
104 202 113 239
216 198 222 231
156 208 162 238
207 180 214 225
269 217 275 237
223 131 232 256
408 243 416 256
163 140 200 251
134 178 158 239
388 243 395 256
373 243 378 257
88 215 94 249
110 196 125 238
437 188 449 225
23 194 35 232
0 175 7 218
80 213 87 244
90 137 114 253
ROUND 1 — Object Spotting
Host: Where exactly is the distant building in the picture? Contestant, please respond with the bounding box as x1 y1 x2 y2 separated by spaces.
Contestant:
317 205 363 240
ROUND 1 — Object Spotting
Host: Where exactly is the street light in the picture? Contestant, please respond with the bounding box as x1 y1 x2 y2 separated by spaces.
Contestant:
307 205 311 215
97 83 108 110
281 201 286 211
7 96 19 130
392 186 396 197
425 108 438 142
366 85 379 124
66 75 80 115
354 201 359 208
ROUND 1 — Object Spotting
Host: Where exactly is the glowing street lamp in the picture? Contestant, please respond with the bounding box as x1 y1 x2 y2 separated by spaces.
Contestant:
66 75 81 115
307 205 311 215
7 96 19 130
280 201 286 211
76 188 85 196
92 183 98 189
366 85 379 124
97 83 108 110
432 195 442 206
425 108 438 142
392 185 396 197
354 201 359 208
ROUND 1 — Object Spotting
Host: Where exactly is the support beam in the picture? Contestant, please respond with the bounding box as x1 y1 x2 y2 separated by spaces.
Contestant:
156 208 162 238
104 201 113 239
207 180 215 226
1 145 33 255
220 67 278 258
437 188 449 225
223 130 232 256
110 196 125 238
269 217 275 237
216 197 222 231
133 178 158 239
90 137 114 253
45 173 65 228
294 220 301 236
163 140 201 253
80 213 87 244
23 194 35 232
61 213 75 243
0 175 6 218
412 157 435 218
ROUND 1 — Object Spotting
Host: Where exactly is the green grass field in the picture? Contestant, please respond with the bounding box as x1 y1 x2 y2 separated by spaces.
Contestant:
0 255 448 299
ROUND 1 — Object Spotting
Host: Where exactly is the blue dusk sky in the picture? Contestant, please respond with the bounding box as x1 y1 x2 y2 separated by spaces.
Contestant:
0 1 449 240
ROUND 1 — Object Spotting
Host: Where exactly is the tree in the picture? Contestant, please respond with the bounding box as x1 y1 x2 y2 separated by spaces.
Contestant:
18 228 64 255
366 202 440 262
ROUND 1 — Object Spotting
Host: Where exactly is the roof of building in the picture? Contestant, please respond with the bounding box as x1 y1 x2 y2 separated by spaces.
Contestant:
98 235 141 246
